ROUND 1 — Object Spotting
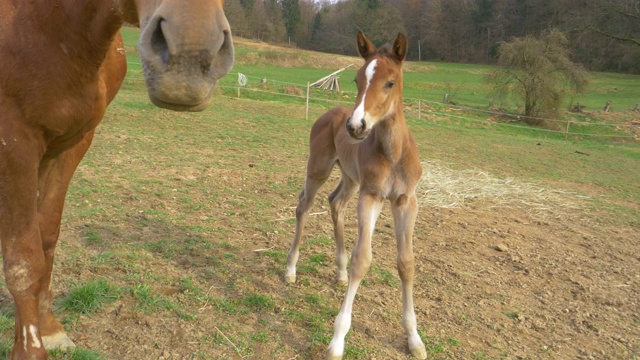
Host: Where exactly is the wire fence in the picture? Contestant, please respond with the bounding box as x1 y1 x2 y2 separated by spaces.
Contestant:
122 66 639 141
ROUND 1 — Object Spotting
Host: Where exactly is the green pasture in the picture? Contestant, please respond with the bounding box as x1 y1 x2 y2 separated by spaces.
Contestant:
130 25 638 190
121 28 640 113
118 25 640 213
217 60 640 111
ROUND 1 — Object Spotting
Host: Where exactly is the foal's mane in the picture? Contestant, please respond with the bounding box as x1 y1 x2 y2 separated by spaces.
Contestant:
371 41 405 65
377 43 395 57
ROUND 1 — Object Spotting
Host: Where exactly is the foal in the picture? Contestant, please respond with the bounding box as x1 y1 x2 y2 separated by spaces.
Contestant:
284 32 427 359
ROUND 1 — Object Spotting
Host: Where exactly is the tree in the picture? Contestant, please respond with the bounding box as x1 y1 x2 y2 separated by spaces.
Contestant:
281 0 302 41
486 29 590 126
224 1 251 38
568 0 640 73
226 0 640 74
250 0 287 43
579 0 640 47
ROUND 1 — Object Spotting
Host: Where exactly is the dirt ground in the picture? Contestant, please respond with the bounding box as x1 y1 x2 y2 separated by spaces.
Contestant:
3 172 636 360
1 27 637 360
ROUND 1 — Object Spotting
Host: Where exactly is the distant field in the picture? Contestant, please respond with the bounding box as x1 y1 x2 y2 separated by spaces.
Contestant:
122 28 640 113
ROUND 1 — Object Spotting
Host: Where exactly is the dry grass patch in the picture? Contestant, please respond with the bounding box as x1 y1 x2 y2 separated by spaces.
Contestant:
419 160 587 217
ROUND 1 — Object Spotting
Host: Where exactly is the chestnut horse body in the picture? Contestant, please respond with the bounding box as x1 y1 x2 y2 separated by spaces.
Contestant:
0 1 233 358
285 32 427 359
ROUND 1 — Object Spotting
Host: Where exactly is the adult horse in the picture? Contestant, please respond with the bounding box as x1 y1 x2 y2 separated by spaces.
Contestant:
0 1 233 359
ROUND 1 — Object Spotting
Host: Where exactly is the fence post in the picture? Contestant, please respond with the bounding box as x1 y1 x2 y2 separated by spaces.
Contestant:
565 121 571 140
306 82 310 121
237 86 240 98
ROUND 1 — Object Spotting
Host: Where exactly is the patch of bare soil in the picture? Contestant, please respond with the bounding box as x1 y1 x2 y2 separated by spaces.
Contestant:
1 160 637 359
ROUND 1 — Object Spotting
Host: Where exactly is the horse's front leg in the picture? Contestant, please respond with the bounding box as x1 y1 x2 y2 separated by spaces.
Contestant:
1 129 48 359
36 131 95 351
392 194 426 359
328 176 358 285
326 193 383 360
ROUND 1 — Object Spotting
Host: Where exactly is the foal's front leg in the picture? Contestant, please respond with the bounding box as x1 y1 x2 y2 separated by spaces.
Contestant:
326 194 383 360
392 194 426 359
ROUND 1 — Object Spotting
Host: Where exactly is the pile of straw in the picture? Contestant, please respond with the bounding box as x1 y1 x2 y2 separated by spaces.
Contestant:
418 160 587 217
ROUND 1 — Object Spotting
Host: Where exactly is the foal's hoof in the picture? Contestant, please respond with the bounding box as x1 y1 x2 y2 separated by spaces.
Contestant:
42 332 76 351
284 274 296 284
326 339 345 360
409 341 427 359
325 349 343 360
335 270 348 286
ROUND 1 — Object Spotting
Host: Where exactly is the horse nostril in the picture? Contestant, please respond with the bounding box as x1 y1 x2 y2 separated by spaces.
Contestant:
360 119 366 130
151 18 169 65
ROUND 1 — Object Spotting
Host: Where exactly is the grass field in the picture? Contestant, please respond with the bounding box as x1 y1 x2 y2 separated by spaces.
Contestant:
0 28 638 359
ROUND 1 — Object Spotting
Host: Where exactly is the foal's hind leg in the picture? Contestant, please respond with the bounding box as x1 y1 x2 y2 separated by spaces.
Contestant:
285 158 335 284
328 174 358 285
391 194 426 359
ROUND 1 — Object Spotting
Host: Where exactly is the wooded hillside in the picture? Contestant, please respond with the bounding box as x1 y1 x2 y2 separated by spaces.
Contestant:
224 0 640 74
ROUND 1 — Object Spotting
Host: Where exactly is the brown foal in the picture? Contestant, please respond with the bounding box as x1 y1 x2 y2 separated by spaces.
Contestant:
284 31 427 360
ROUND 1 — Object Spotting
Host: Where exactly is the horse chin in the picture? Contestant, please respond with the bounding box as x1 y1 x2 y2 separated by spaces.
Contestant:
142 69 219 112
148 94 212 112
347 128 370 143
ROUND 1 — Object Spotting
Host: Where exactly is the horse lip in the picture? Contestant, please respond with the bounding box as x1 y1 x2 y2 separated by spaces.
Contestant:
148 93 212 112
347 127 368 141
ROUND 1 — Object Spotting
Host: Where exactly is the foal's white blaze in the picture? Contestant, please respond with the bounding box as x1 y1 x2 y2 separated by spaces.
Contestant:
349 59 377 129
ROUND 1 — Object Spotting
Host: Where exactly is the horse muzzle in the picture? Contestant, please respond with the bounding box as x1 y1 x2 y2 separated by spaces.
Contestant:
346 116 370 140
138 11 234 111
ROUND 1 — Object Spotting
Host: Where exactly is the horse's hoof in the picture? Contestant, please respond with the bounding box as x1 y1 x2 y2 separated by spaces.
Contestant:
326 340 344 360
284 274 296 284
335 270 348 286
409 342 427 359
42 332 76 351
325 350 343 360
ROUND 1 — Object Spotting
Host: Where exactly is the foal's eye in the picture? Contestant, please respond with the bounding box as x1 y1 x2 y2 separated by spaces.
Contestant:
385 81 395 89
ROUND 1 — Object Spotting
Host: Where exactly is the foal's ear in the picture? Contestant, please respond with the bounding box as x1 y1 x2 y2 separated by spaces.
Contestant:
357 31 376 60
392 32 408 62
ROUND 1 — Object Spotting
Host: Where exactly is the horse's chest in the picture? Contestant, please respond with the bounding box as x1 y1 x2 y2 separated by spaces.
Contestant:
36 82 107 150
384 170 414 198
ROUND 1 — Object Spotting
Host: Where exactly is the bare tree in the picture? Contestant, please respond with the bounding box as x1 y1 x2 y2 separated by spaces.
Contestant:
224 1 251 38
580 0 640 47
486 29 590 126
